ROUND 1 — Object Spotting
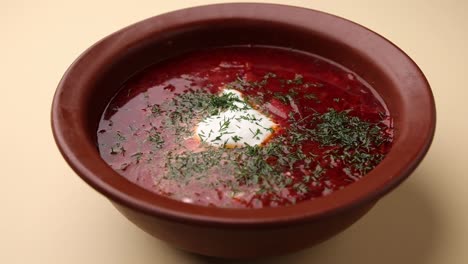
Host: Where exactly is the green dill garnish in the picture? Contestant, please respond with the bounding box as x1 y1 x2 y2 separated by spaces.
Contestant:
285 74 304 85
250 128 263 139
293 182 309 195
235 144 283 189
209 92 246 113
304 82 324 88
250 72 278 88
227 72 277 91
151 104 161 115
378 111 388 121
162 89 248 141
116 131 126 141
110 143 125 155
238 112 261 122
308 109 390 174
165 149 225 182
219 117 232 132
264 72 277 79
273 92 290 104
131 152 143 163
310 109 386 149
109 132 127 155
288 89 299 97
304 93 318 100
148 129 164 149
313 164 325 179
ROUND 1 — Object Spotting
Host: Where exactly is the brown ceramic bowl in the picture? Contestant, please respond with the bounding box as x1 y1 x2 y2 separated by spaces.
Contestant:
51 3 435 258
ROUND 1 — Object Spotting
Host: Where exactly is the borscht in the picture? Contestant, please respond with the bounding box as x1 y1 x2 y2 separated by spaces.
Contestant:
97 46 393 208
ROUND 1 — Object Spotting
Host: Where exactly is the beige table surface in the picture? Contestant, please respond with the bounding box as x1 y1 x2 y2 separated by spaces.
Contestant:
2 0 467 263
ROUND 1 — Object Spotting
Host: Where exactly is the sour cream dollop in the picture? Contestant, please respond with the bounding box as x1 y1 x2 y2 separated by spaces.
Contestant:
195 89 276 148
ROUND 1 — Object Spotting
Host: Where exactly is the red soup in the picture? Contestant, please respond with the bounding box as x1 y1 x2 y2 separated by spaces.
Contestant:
97 46 393 208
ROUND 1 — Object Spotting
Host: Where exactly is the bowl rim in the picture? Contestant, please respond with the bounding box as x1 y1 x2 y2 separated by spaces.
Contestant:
51 3 436 227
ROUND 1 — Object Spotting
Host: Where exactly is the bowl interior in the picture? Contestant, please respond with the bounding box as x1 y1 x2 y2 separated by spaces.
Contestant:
53 3 435 226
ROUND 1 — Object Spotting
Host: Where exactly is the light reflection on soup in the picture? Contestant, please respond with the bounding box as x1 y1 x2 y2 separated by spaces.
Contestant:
97 46 393 208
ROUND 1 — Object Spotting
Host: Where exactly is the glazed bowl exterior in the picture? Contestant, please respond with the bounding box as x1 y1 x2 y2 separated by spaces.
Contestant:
51 3 435 258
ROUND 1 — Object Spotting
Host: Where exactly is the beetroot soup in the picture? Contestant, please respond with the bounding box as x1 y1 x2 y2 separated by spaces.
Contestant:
97 46 393 208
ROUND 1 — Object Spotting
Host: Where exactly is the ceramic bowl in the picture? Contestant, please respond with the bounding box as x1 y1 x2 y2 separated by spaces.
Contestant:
51 3 436 258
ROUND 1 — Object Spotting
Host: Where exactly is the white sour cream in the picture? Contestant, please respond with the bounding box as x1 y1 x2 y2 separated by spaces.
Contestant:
195 89 276 148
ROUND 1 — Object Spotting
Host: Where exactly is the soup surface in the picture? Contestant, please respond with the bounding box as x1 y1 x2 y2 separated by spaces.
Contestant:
97 46 393 208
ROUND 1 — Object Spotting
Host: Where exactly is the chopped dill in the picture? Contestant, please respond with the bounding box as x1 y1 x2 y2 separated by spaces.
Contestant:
151 104 161 115
148 129 164 149
131 152 143 163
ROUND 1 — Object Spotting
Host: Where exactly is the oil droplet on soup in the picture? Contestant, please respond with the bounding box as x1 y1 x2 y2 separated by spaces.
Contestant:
97 46 393 208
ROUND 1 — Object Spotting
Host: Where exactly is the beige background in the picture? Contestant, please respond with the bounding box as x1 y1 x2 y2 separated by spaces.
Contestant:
2 0 467 263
